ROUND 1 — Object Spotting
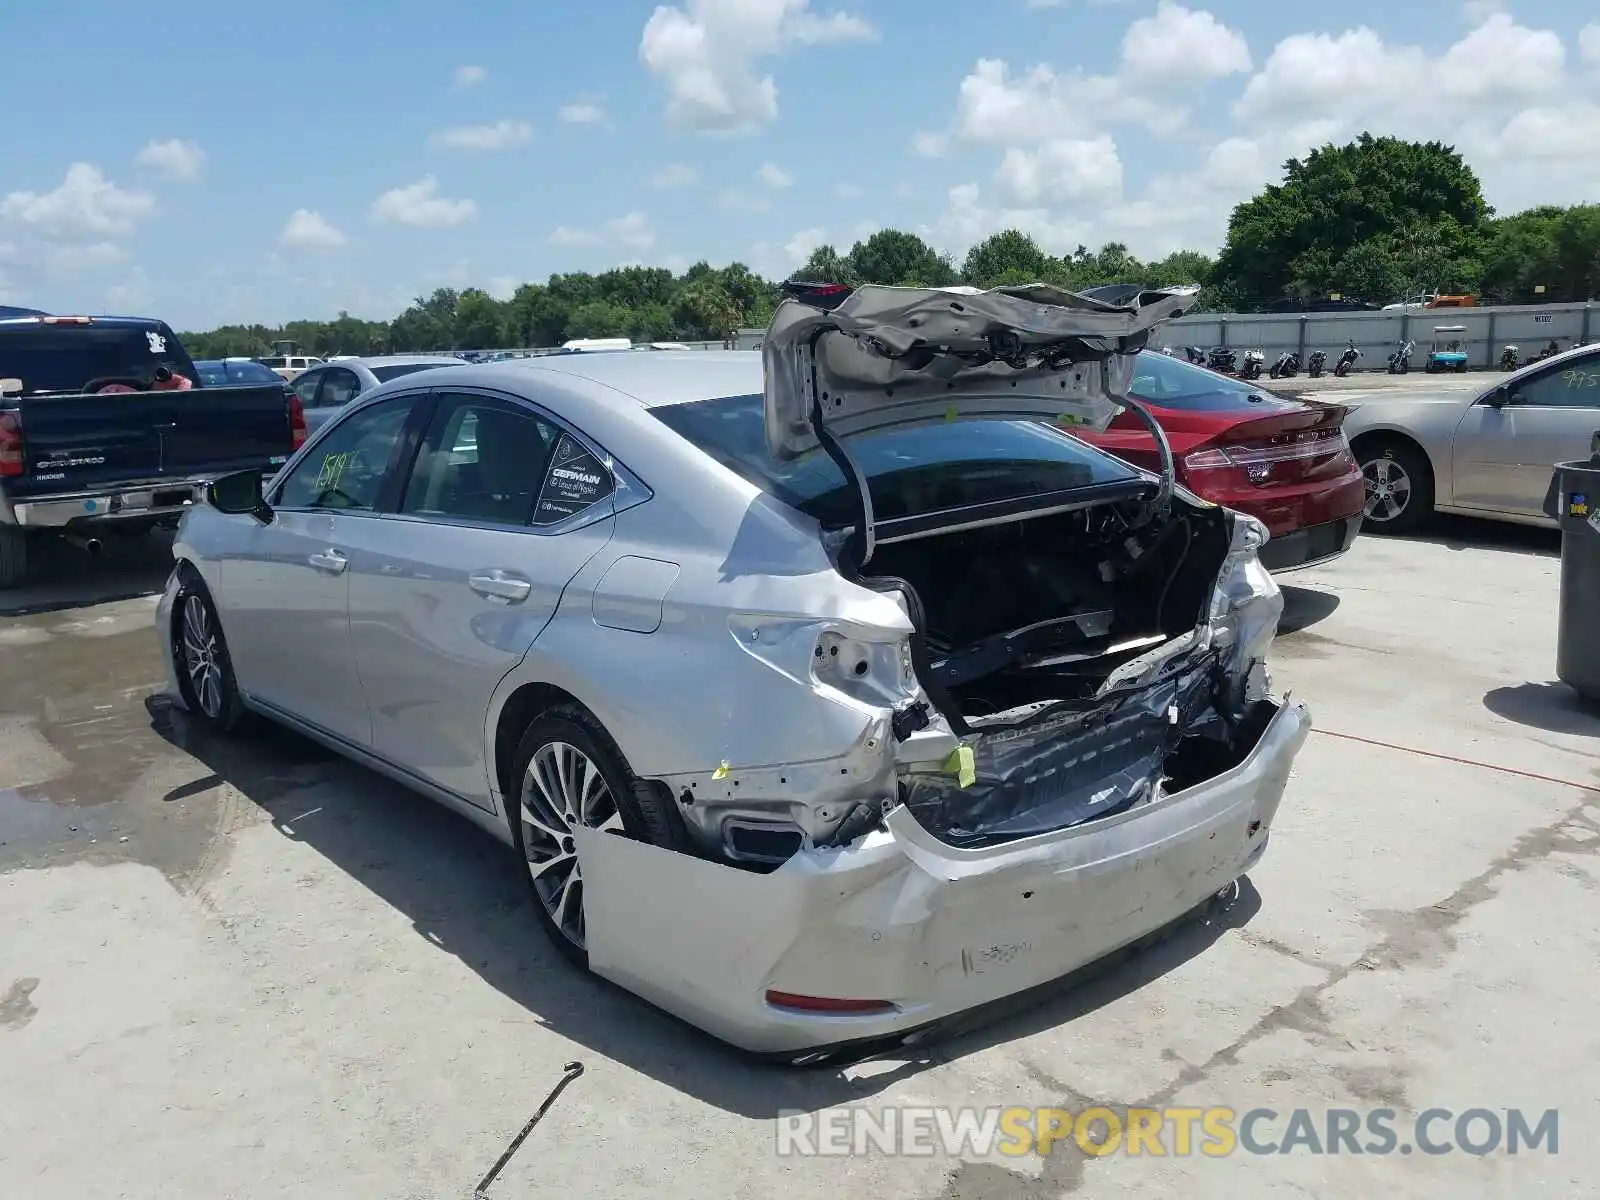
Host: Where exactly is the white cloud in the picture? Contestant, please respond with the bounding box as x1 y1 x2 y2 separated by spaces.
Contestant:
549 212 657 250
1461 0 1504 22
487 276 519 301
912 131 950 158
785 226 826 263
432 120 533 151
1577 22 1600 67
135 138 204 182
757 162 793 188
454 64 487 87
1119 1 1250 83
279 209 347 250
996 136 1123 204
369 177 477 228
651 163 699 188
0 163 155 240
559 101 608 124
639 0 877 134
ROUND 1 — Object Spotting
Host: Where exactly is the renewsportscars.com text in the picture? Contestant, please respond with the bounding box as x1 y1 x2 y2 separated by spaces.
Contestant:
774 1106 1559 1159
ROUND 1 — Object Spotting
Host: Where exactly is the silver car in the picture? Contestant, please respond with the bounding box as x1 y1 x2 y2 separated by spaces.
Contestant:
1343 342 1600 533
289 354 466 433
155 283 1309 1057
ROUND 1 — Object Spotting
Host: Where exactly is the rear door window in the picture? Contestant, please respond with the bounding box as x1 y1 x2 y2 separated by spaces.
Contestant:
399 394 576 526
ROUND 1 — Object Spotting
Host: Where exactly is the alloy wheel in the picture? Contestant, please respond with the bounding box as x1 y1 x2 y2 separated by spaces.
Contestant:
520 741 626 949
1362 457 1412 523
180 594 225 719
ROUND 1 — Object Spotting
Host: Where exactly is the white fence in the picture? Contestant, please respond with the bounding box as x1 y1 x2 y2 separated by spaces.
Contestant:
1152 302 1598 367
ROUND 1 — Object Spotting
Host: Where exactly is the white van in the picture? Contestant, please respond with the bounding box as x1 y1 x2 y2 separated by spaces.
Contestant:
559 338 631 352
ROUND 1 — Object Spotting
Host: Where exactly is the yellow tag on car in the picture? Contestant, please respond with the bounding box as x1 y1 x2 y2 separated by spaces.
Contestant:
712 760 730 780
943 745 976 788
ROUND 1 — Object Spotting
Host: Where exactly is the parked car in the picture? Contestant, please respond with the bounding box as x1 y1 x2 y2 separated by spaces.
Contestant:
288 355 467 433
1342 342 1600 533
1078 351 1365 571
256 353 324 381
0 314 306 587
154 281 1309 1058
194 357 294 390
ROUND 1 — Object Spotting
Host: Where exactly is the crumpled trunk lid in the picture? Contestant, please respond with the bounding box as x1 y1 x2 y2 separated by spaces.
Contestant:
761 282 1202 462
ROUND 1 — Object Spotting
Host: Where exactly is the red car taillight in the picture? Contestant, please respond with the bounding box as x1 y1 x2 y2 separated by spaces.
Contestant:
1184 424 1353 487
0 411 23 477
288 393 308 450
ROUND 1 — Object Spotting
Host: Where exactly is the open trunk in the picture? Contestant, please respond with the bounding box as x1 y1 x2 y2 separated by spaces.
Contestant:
850 492 1277 850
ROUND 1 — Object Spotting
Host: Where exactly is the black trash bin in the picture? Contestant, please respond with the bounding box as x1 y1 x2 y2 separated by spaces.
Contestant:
1544 433 1600 704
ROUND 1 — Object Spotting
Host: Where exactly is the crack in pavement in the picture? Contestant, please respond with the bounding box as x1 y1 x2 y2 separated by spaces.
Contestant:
923 789 1599 1198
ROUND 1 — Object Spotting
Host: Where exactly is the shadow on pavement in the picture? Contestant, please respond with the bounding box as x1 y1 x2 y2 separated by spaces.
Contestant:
148 697 1255 1119
1482 681 1600 738
0 529 174 617
1277 585 1341 636
1408 514 1561 559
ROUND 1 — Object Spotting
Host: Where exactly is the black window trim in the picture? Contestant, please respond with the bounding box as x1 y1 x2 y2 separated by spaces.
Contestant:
268 389 437 515
375 385 650 537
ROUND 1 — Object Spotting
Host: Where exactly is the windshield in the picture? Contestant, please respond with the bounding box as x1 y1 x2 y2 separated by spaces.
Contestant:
195 359 283 386
651 393 1139 525
1129 352 1266 411
371 362 463 383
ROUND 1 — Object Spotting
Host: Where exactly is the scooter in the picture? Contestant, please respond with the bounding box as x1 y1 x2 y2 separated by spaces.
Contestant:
1238 349 1265 380
1500 345 1520 371
1333 340 1362 377
1269 350 1300 378
1387 339 1415 374
1184 346 1206 365
1206 347 1237 373
1307 350 1327 378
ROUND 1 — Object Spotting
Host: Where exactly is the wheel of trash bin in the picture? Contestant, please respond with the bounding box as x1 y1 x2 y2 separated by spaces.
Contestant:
1355 437 1434 535
509 704 690 967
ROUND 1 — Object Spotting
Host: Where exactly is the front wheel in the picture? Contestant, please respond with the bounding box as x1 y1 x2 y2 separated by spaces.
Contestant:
1358 440 1434 535
1335 362 1350 377
509 705 689 968
172 576 246 731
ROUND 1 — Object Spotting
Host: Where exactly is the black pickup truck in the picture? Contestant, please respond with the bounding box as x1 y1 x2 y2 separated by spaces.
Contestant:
0 314 306 587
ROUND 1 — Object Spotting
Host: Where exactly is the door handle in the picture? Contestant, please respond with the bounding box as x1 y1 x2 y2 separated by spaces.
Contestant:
308 549 348 574
469 569 532 603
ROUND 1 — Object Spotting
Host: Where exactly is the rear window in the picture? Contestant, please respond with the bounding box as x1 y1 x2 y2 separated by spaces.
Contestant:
0 322 195 394
1129 352 1264 411
196 359 283 386
371 362 461 383
258 357 286 368
651 393 1138 525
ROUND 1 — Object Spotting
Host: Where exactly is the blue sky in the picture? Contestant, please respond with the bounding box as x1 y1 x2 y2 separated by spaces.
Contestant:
2 0 1597 329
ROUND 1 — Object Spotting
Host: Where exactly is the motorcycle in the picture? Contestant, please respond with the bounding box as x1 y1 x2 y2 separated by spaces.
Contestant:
1307 350 1327 378
1269 350 1301 378
1333 339 1362 377
1206 347 1237 373
1500 345 1520 371
1238 349 1265 380
1387 338 1415 374
1184 345 1206 365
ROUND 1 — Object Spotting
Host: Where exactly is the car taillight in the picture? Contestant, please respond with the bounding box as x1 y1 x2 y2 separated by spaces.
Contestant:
288 394 307 449
0 411 22 477
1183 426 1352 485
764 990 896 1014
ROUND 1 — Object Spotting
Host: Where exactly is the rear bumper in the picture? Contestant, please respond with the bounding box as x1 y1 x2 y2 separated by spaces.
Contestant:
1258 515 1363 572
4 468 276 529
576 696 1310 1056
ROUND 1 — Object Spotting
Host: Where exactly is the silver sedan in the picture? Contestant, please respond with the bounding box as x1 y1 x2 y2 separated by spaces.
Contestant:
1342 342 1600 533
155 283 1308 1057
290 354 466 433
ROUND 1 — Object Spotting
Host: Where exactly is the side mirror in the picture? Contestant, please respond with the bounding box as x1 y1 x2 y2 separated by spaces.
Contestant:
205 468 273 523
1481 386 1510 408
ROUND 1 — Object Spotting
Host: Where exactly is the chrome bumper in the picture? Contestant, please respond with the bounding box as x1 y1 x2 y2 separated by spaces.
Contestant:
577 697 1312 1055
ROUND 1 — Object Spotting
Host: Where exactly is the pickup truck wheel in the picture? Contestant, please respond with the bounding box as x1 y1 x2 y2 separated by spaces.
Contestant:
172 578 246 732
508 704 689 969
0 526 29 589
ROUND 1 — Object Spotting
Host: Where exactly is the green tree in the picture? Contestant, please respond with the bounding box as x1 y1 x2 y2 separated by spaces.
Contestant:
1214 133 1491 308
791 244 855 285
845 229 955 286
961 230 1050 287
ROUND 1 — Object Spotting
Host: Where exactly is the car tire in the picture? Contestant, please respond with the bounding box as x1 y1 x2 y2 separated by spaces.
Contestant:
508 704 691 969
1357 439 1434 535
0 525 30 590
171 573 247 732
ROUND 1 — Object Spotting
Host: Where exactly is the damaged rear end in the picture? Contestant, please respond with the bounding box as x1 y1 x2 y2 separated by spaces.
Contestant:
578 282 1311 1056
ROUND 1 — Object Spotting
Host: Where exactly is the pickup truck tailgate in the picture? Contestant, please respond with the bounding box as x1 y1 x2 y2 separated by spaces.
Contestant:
12 384 293 495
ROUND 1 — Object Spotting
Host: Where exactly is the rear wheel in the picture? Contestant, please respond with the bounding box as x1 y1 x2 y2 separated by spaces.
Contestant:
0 526 29 589
508 705 689 968
1357 439 1434 535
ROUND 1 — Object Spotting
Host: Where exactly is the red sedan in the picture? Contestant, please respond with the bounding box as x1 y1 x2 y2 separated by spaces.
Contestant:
1078 352 1365 572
